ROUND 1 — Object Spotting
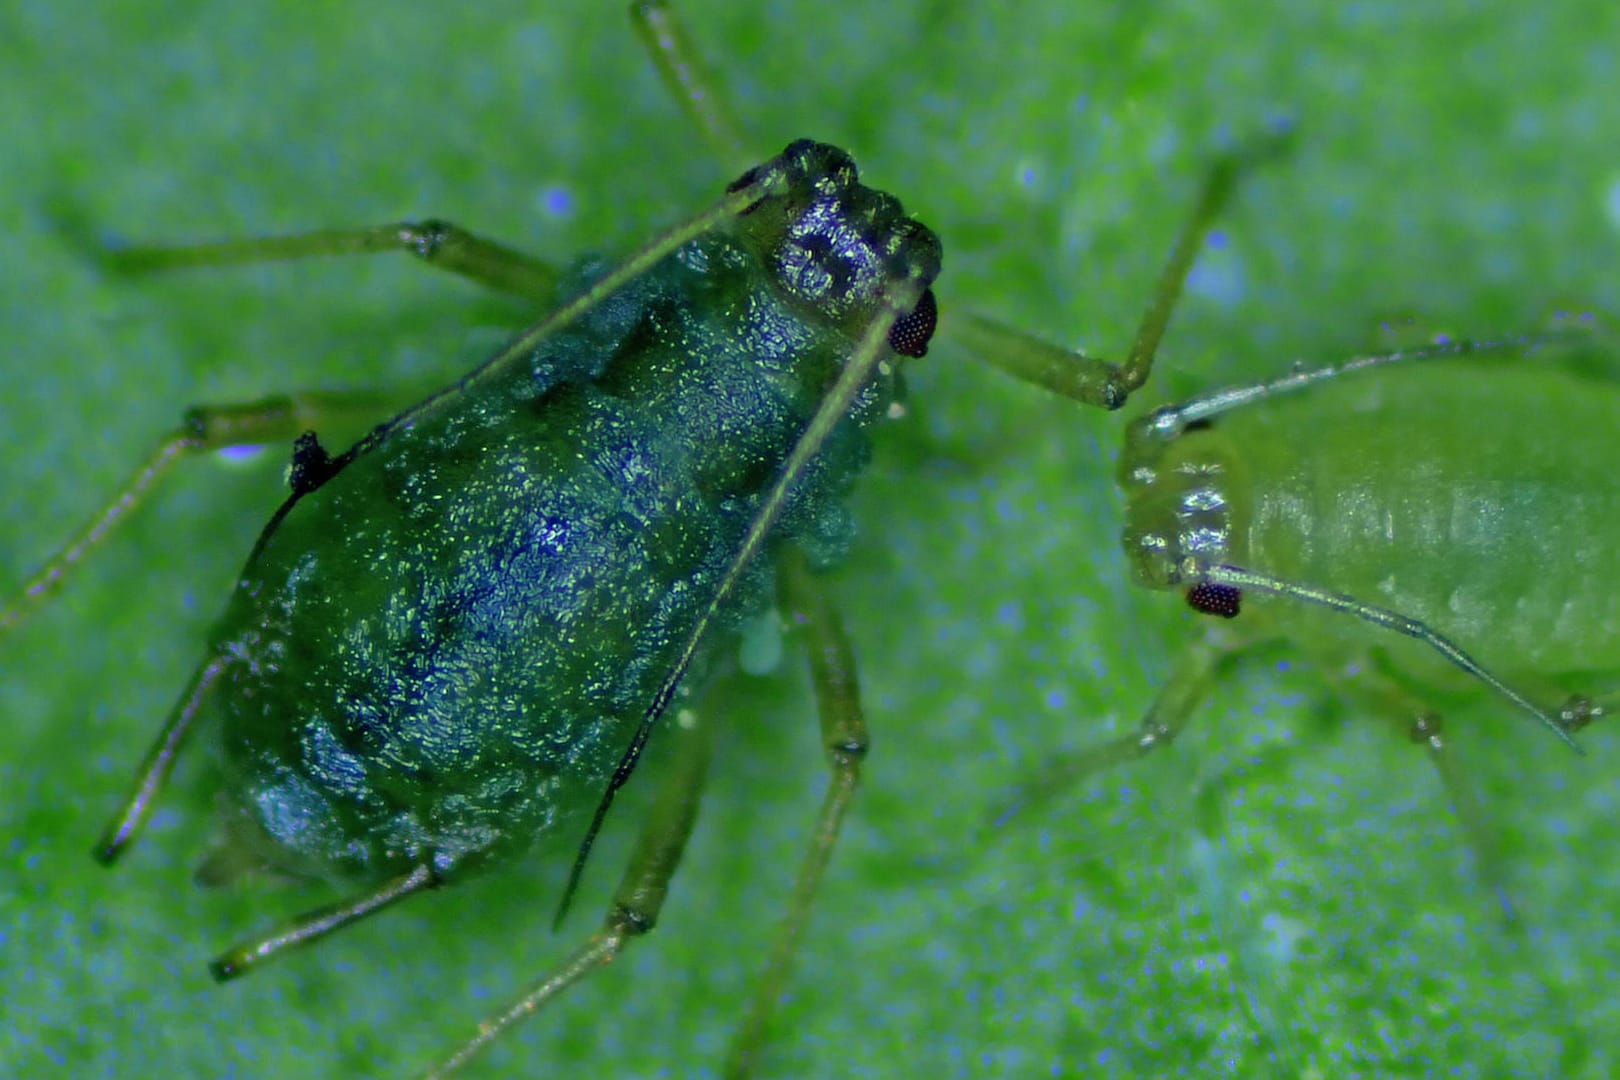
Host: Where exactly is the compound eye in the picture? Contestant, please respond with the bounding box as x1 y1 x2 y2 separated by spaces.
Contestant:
1186 582 1242 618
887 288 937 358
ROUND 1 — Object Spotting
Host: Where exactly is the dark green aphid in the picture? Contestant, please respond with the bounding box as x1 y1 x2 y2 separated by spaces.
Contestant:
0 3 1280 1074
173 139 937 896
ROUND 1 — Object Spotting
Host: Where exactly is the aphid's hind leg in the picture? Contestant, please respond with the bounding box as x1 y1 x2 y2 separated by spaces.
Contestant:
952 130 1291 410
725 546 870 1079
631 0 752 173
94 219 560 304
94 653 230 863
208 864 438 981
425 711 714 1079
0 390 397 637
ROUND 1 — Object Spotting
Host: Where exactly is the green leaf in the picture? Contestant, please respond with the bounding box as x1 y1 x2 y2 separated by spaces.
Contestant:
3 2 1616 1077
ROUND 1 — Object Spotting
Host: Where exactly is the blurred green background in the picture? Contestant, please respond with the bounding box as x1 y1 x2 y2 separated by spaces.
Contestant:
3 1 1617 1077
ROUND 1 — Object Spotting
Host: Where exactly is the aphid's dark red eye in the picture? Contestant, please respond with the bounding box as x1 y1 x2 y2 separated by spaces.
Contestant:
1187 582 1241 618
888 288 937 358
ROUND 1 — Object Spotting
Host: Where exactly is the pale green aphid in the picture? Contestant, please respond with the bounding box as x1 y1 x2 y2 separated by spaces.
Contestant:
1006 320 1614 916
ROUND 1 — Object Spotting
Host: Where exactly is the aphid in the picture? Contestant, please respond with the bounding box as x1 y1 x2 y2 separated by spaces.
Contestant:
3 2 1607 1080
7 3 1272 1075
991 321 1618 1073
1003 322 1613 842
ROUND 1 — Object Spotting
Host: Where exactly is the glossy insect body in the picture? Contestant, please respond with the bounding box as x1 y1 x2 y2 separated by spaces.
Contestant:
208 141 940 886
1124 355 1620 695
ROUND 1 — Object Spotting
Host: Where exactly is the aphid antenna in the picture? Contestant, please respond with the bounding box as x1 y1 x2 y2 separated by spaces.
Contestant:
1204 564 1585 754
1159 331 1591 433
552 254 932 930
632 0 751 172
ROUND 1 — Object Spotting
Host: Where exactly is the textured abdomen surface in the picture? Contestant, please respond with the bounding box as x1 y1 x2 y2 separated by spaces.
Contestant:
1237 361 1620 675
212 233 885 882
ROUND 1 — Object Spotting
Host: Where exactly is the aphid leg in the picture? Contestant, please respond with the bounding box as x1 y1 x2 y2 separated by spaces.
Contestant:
425 712 714 1079
0 390 394 637
93 653 231 864
1559 694 1607 735
724 546 869 1079
101 220 560 304
208 863 438 981
1402 709 1521 925
991 641 1226 829
952 131 1291 410
631 0 751 173
1333 646 1527 921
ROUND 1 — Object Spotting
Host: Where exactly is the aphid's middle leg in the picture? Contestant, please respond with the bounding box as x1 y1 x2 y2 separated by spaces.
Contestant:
0 390 397 637
725 545 869 1080
1345 661 1526 922
952 132 1289 410
1402 709 1521 924
102 220 560 304
424 710 713 1079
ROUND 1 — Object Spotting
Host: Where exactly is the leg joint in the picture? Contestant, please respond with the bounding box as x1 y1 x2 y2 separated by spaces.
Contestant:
608 902 656 938
403 219 452 259
1137 717 1174 751
1407 711 1444 747
1560 694 1603 734
829 735 869 761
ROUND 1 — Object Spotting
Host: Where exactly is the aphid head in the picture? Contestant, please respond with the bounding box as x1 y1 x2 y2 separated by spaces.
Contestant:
1118 412 1240 594
727 140 942 358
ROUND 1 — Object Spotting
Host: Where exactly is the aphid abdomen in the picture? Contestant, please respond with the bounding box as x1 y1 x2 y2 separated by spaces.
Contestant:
207 148 938 885
1235 361 1620 677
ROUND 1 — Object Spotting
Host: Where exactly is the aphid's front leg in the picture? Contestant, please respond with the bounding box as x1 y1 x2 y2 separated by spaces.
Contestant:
100 219 560 304
1 390 396 637
725 545 870 1079
425 711 714 1079
5 213 568 636
992 639 1229 828
952 131 1290 411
